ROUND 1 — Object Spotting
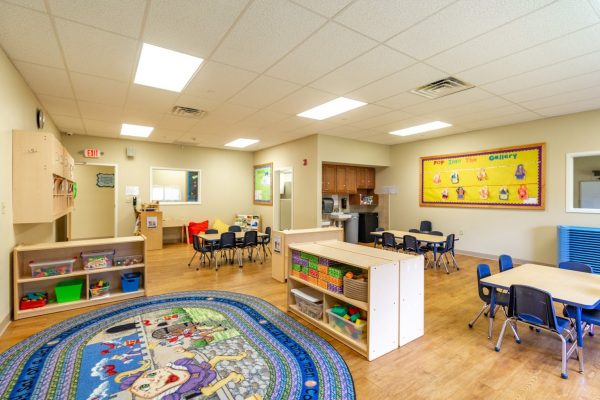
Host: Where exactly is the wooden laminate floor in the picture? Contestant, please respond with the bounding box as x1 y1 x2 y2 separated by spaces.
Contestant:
2 243 600 399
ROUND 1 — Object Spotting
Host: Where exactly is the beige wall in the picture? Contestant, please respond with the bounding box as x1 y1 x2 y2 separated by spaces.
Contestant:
0 48 61 328
253 135 319 230
72 164 115 239
378 109 600 264
317 134 391 166
62 135 255 237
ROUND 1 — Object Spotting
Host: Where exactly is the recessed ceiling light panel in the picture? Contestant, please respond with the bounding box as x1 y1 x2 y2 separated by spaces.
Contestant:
297 97 367 120
121 123 154 138
134 43 203 92
225 138 259 148
389 121 452 136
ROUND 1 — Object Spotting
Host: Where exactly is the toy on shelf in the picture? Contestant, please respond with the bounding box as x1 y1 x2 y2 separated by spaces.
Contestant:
89 280 110 298
81 250 115 270
327 304 367 341
113 254 143 266
19 292 48 310
29 258 76 278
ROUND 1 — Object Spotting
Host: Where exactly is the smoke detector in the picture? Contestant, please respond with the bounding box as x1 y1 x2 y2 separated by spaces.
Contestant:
170 106 207 119
411 77 474 99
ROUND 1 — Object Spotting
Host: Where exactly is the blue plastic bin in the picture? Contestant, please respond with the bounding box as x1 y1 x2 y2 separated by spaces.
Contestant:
121 272 141 293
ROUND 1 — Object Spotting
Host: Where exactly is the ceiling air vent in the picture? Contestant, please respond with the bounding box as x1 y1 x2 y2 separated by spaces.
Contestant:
411 77 474 99
171 105 207 119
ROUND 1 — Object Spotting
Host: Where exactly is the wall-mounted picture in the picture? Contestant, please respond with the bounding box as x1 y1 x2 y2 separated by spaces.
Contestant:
420 143 545 209
254 163 273 206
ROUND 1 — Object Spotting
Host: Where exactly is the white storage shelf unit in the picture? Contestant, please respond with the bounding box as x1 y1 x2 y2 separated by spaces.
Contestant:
13 236 146 320
287 242 400 361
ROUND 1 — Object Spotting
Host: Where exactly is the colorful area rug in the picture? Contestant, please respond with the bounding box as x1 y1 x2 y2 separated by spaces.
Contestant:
0 291 354 400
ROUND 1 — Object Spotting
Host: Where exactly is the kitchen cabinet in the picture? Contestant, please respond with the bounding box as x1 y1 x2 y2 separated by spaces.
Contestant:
322 164 336 193
323 164 375 194
336 166 347 192
346 167 357 194
356 167 367 188
365 168 375 189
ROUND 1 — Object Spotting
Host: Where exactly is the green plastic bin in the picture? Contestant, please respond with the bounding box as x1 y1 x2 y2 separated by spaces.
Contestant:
55 279 84 303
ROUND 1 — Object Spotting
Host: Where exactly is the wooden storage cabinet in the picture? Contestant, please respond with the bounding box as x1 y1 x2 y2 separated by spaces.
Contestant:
323 164 375 194
335 166 347 192
322 164 336 193
356 167 375 189
13 130 75 223
13 236 147 320
287 242 400 361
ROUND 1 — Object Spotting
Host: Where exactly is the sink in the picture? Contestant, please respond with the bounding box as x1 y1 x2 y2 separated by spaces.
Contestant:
329 213 352 221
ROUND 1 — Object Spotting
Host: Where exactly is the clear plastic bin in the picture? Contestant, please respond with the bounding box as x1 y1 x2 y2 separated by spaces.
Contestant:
113 255 143 266
81 250 114 270
291 287 323 320
29 258 76 278
326 309 367 341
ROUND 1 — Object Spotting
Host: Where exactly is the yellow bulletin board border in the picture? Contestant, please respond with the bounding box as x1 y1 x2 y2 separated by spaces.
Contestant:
420 143 546 210
254 162 273 206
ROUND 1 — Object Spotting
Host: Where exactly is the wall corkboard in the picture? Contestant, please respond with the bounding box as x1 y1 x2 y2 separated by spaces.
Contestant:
420 143 545 209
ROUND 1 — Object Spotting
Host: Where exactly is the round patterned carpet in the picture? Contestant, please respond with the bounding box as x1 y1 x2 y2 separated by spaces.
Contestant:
0 291 355 400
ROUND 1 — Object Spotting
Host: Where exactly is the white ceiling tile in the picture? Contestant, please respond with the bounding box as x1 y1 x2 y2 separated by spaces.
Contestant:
375 91 429 109
83 119 121 136
51 115 86 134
151 129 187 143
229 76 300 108
310 45 415 94
347 110 414 129
335 0 454 41
387 0 553 60
459 23 600 86
264 116 314 133
55 19 138 81
327 104 392 125
266 22 377 85
482 51 600 95
319 125 363 138
156 115 199 132
0 3 63 67
460 111 541 130
376 115 440 133
267 87 336 115
184 61 258 102
49 0 146 38
211 0 326 72
13 61 73 98
535 96 600 117
426 0 600 74
348 63 448 103
522 83 600 110
3 0 46 11
121 109 163 126
235 110 290 129
38 94 80 117
402 88 492 115
144 0 248 57
420 96 515 119
450 104 532 124
200 102 258 125
290 0 352 17
591 0 600 17
70 73 128 106
173 94 221 112
79 101 122 121
124 85 179 114
498 69 600 103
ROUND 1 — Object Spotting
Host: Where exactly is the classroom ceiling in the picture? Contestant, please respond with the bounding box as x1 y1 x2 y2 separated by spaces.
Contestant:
1 0 600 151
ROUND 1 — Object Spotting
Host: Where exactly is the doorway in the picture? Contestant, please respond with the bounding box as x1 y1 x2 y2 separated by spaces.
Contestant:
273 168 293 230
71 163 117 239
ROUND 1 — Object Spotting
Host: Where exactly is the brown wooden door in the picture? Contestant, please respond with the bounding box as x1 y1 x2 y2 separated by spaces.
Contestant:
346 167 357 194
365 168 375 189
336 166 347 192
322 164 336 193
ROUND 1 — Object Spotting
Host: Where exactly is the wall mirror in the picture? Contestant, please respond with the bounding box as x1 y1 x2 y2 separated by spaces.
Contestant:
566 151 600 213
150 167 201 205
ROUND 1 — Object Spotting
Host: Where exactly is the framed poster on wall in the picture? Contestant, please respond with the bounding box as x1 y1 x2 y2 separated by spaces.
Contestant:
420 143 545 209
254 163 273 205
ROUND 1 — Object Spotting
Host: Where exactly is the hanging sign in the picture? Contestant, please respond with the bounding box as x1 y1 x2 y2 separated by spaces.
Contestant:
84 148 101 158
96 173 115 188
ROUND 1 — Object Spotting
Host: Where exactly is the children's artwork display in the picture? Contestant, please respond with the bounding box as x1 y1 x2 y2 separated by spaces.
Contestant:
254 163 273 205
420 143 545 209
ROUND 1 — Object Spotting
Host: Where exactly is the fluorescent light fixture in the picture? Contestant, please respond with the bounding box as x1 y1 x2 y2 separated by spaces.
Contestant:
134 43 203 92
297 97 367 120
225 138 259 148
389 121 452 136
121 123 154 138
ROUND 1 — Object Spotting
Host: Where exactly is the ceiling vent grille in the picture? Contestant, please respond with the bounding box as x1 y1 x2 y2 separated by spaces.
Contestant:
411 77 474 99
171 106 207 119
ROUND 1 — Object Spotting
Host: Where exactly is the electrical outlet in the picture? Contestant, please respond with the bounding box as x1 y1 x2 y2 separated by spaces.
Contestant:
459 230 464 236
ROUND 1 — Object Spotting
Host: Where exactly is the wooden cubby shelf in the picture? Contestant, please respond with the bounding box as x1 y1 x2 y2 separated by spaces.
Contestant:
13 236 147 320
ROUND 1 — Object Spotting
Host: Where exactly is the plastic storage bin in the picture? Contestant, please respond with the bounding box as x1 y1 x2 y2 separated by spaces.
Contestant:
326 308 367 341
121 272 141 293
113 255 143 266
81 250 114 270
29 258 76 278
55 279 84 303
89 280 110 298
291 287 323 319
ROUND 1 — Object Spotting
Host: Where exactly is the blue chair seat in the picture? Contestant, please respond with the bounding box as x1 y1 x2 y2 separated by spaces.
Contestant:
565 305 600 325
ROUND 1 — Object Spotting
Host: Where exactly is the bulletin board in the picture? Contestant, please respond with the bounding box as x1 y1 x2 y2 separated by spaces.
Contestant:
254 163 273 206
420 143 545 209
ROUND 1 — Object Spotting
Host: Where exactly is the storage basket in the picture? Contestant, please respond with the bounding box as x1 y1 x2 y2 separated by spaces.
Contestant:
81 250 115 269
29 258 76 278
89 281 110 298
326 308 367 341
343 276 368 302
291 287 323 319
113 255 143 266
55 279 84 303
121 272 141 293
